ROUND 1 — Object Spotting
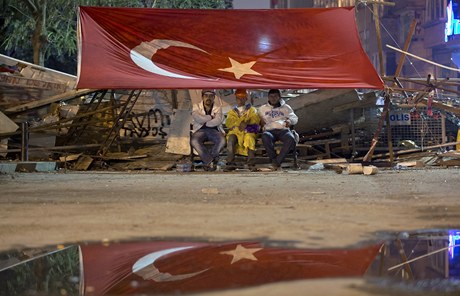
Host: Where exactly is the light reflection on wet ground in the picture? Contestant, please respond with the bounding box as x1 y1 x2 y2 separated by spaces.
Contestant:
0 229 460 295
363 229 460 295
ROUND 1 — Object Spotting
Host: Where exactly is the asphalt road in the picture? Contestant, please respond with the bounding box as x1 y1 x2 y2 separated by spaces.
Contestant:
1 167 460 295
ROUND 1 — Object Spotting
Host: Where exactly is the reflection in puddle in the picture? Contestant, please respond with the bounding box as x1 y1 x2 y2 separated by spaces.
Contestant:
365 229 460 294
1 230 460 295
0 245 80 295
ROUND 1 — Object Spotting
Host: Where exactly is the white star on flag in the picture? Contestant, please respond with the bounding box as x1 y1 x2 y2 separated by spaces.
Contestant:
220 244 263 264
218 58 262 79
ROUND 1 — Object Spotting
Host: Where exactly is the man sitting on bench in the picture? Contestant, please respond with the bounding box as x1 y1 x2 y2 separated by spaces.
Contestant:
225 89 260 171
258 89 298 171
190 89 226 171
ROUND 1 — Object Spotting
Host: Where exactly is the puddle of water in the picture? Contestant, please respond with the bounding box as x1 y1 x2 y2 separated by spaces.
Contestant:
364 229 460 294
0 229 459 295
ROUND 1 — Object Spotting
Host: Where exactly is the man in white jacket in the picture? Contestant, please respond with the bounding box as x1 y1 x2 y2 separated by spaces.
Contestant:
258 89 298 170
191 89 226 171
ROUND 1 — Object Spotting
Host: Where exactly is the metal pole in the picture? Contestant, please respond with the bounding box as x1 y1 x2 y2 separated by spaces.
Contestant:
350 108 356 158
21 121 29 161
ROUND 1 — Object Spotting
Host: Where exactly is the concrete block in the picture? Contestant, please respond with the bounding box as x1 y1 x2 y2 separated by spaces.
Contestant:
0 163 17 174
35 162 57 172
15 161 57 172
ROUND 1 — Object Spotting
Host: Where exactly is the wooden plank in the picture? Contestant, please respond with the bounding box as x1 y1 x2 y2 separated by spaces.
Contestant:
0 73 67 91
347 163 363 174
98 153 148 160
438 159 460 166
384 77 460 95
363 19 417 162
438 151 460 158
0 105 116 138
373 3 384 76
357 141 460 160
363 165 378 175
0 143 100 154
308 158 348 164
363 1 395 5
59 153 82 162
0 111 18 133
4 89 95 114
396 161 425 168
74 155 94 171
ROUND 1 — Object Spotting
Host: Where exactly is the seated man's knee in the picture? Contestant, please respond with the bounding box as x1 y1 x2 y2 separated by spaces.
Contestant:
219 133 226 144
215 133 226 150
190 135 199 145
190 135 196 146
244 133 257 147
190 134 204 150
228 134 237 145
287 135 297 150
261 131 273 141
282 131 295 143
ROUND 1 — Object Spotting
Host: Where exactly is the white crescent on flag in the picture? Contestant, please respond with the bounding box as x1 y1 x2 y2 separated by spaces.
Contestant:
132 246 209 282
130 39 211 79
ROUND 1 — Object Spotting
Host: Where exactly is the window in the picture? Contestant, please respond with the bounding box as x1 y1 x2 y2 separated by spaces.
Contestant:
426 0 447 22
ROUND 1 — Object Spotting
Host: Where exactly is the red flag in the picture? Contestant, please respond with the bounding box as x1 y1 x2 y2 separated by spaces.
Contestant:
77 6 383 90
80 241 382 295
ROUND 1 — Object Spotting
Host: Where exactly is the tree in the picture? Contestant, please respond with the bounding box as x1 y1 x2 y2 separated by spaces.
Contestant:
1 0 80 68
0 0 231 73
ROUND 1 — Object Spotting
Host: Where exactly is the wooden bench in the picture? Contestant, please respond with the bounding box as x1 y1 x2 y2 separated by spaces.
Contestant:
189 126 298 170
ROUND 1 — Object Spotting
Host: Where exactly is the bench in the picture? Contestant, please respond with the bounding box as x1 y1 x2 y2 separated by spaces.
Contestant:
189 125 298 170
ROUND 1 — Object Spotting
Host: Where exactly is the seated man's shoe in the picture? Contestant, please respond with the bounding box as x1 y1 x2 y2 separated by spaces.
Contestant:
224 162 237 172
212 158 225 171
268 161 280 171
203 162 216 171
246 160 257 172
248 164 258 172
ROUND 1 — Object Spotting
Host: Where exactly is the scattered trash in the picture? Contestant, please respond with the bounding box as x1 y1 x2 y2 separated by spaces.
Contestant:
308 163 325 170
176 163 192 172
393 164 407 170
201 187 219 194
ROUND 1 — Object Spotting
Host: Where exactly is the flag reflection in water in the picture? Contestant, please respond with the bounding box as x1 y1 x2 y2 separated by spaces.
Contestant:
80 241 382 295
4 231 460 296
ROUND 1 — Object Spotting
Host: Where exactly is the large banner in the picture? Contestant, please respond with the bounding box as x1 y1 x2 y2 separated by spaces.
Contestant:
77 6 384 90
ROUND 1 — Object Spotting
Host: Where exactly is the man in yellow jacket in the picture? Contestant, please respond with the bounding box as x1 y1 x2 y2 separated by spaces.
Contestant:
225 89 260 171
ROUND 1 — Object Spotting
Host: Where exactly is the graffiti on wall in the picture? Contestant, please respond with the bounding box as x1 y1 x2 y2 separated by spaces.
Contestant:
121 108 171 140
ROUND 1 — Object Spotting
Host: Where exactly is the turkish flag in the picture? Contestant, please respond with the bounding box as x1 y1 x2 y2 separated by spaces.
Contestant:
80 241 382 295
77 6 383 90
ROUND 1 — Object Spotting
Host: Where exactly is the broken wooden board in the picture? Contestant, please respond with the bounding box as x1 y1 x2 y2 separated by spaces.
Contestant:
4 89 94 114
59 153 82 162
363 165 378 175
307 158 348 164
346 163 363 174
436 150 460 167
108 160 175 171
437 151 460 158
99 152 148 161
74 155 94 171
0 111 19 133
437 158 460 167
396 160 425 168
